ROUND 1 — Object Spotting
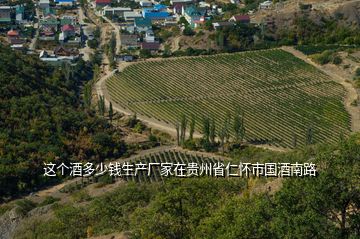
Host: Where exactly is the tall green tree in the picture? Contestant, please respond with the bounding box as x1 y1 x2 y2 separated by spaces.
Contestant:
202 116 210 143
108 101 113 122
189 114 195 140
209 117 216 144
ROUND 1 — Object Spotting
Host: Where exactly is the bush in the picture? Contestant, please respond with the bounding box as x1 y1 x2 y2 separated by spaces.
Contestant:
355 67 360 77
312 50 333 65
133 121 145 133
183 139 197 150
15 199 37 216
332 55 342 65
38 196 60 207
97 174 114 185
183 26 195 36
71 189 92 203
87 39 99 49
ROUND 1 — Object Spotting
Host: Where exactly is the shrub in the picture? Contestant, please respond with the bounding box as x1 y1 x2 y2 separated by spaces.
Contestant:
332 55 342 65
71 189 92 203
38 196 60 207
183 26 195 36
15 199 37 216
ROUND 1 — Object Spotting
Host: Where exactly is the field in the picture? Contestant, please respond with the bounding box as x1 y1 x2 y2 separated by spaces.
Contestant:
106 49 350 148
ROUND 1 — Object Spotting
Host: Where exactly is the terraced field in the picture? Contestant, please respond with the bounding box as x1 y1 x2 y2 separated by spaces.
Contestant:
106 49 350 148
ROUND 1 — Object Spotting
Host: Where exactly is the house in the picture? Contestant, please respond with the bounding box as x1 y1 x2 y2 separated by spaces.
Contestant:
39 17 59 32
123 11 142 21
142 5 171 21
102 6 132 17
39 50 77 64
120 34 138 49
7 29 25 45
39 0 50 9
60 16 77 26
117 54 134 62
141 42 160 52
134 17 152 32
54 46 79 56
43 7 55 17
0 6 11 24
183 5 206 28
55 0 76 6
15 5 25 24
126 25 135 34
61 24 75 39
229 15 250 24
139 1 152 7
172 3 186 15
95 0 111 8
144 29 155 42
170 0 193 5
212 21 234 30
259 0 272 10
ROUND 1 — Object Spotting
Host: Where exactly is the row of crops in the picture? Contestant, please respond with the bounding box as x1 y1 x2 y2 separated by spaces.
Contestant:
106 49 351 148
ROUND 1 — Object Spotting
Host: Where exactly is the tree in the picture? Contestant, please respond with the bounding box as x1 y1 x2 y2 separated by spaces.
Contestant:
189 114 195 140
108 101 113 122
183 26 195 36
180 114 187 144
233 107 245 143
178 16 188 26
83 83 92 109
218 126 226 154
139 49 152 58
202 116 210 143
209 117 216 144
98 95 106 116
224 111 231 142
175 123 180 146
306 126 313 145
292 133 298 148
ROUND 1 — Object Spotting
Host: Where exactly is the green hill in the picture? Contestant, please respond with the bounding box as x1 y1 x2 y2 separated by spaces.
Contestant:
0 46 126 200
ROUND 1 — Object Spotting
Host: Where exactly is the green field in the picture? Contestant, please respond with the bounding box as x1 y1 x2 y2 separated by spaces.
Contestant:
106 49 350 148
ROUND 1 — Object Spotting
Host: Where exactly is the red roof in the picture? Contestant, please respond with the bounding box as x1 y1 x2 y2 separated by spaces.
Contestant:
173 3 185 10
232 15 250 22
7 30 19 37
95 0 111 3
141 42 160 50
61 24 75 32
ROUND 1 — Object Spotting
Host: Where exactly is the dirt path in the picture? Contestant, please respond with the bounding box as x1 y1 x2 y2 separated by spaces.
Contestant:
282 46 360 132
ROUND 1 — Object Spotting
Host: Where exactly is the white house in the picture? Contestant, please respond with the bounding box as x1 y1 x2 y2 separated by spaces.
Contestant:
123 11 142 21
102 6 132 17
259 0 272 10
144 29 155 43
39 0 50 9
139 1 152 7
170 0 193 5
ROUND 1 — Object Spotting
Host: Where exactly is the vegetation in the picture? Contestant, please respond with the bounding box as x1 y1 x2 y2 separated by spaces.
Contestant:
13 134 360 239
106 49 350 148
0 46 126 201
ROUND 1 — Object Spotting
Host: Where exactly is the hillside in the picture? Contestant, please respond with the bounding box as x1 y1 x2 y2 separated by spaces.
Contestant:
106 49 350 148
8 135 360 239
0 46 126 200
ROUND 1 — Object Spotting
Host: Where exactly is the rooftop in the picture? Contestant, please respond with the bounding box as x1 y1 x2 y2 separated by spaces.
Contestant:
231 15 250 22
141 42 160 50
